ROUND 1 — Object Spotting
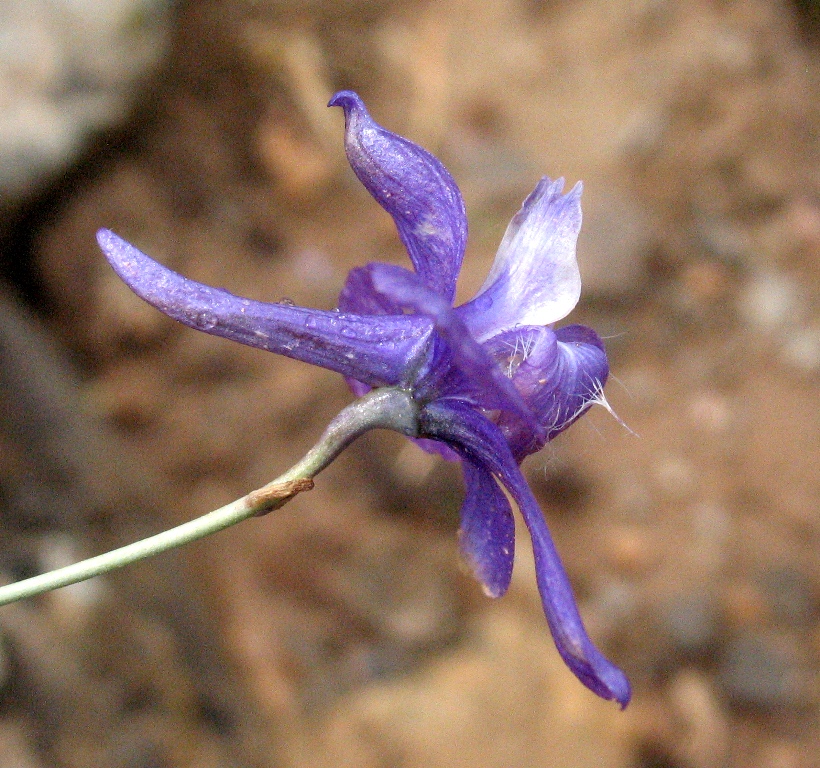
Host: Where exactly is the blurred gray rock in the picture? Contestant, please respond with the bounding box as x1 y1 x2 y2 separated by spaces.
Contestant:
718 630 813 709
759 568 818 629
0 0 171 202
663 593 720 658
576 185 655 299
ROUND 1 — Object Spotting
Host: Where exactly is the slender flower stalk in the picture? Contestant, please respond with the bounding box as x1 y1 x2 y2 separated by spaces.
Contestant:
5 91 631 707
0 388 417 607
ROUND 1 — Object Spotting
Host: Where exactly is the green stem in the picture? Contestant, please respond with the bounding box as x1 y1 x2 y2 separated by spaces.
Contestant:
0 388 418 607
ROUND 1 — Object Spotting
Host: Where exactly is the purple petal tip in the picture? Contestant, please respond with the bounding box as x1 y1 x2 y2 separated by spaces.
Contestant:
328 90 363 112
96 227 115 251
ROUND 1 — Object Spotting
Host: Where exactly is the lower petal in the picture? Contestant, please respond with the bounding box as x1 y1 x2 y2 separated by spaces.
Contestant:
484 324 609 459
419 399 631 708
459 460 515 598
538 324 609 441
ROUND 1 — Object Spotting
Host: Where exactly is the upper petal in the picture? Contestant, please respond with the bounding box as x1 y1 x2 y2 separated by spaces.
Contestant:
459 459 515 598
419 399 631 708
97 229 433 388
457 177 582 341
329 91 467 303
337 263 411 397
338 263 406 316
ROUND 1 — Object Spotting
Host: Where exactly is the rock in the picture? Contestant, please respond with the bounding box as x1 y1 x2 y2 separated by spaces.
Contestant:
781 325 820 374
663 593 720 658
316 606 632 768
605 525 660 576
758 568 817 629
575 184 654 299
0 0 171 203
718 630 812 709
737 271 801 331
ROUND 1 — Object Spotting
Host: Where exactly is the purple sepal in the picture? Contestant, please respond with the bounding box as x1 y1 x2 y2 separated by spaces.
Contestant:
459 460 515 598
457 178 582 341
419 399 632 708
329 91 467 303
97 229 434 389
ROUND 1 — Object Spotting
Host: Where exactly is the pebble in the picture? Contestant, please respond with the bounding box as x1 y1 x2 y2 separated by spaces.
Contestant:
718 630 810 709
781 326 820 373
605 526 659 576
737 271 801 330
663 593 719 657
576 184 654 299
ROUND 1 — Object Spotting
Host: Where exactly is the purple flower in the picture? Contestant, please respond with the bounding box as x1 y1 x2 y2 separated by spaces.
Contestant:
96 90 630 707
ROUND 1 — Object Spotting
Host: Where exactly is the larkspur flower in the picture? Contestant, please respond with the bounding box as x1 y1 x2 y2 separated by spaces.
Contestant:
96 90 631 707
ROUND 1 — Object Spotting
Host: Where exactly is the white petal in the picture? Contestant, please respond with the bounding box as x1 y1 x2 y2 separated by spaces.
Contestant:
457 178 582 341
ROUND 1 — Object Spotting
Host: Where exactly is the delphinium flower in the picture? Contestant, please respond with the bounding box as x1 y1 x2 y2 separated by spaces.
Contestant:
96 91 631 707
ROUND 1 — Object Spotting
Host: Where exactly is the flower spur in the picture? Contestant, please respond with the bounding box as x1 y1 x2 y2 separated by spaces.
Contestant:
97 90 631 707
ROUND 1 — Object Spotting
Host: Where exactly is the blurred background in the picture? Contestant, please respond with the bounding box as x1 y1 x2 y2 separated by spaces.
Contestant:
0 1 818 766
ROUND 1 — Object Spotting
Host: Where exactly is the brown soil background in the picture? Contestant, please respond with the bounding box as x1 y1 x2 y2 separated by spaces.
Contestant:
1 1 818 767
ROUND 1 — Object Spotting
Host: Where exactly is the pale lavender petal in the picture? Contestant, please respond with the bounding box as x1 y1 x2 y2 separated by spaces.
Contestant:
460 460 515 598
97 229 433 387
419 399 631 708
359 261 543 441
457 178 582 341
329 91 467 302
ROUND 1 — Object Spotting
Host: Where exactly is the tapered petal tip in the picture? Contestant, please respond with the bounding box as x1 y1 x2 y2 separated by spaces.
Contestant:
328 90 364 114
96 228 170 297
566 654 632 709
97 228 144 281
96 227 119 259
329 91 467 302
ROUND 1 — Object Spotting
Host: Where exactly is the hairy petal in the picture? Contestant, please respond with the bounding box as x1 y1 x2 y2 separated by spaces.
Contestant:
359 262 543 441
482 324 609 458
457 178 582 341
529 324 609 442
481 326 560 459
419 399 632 708
329 91 467 302
97 229 433 387
459 460 515 598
